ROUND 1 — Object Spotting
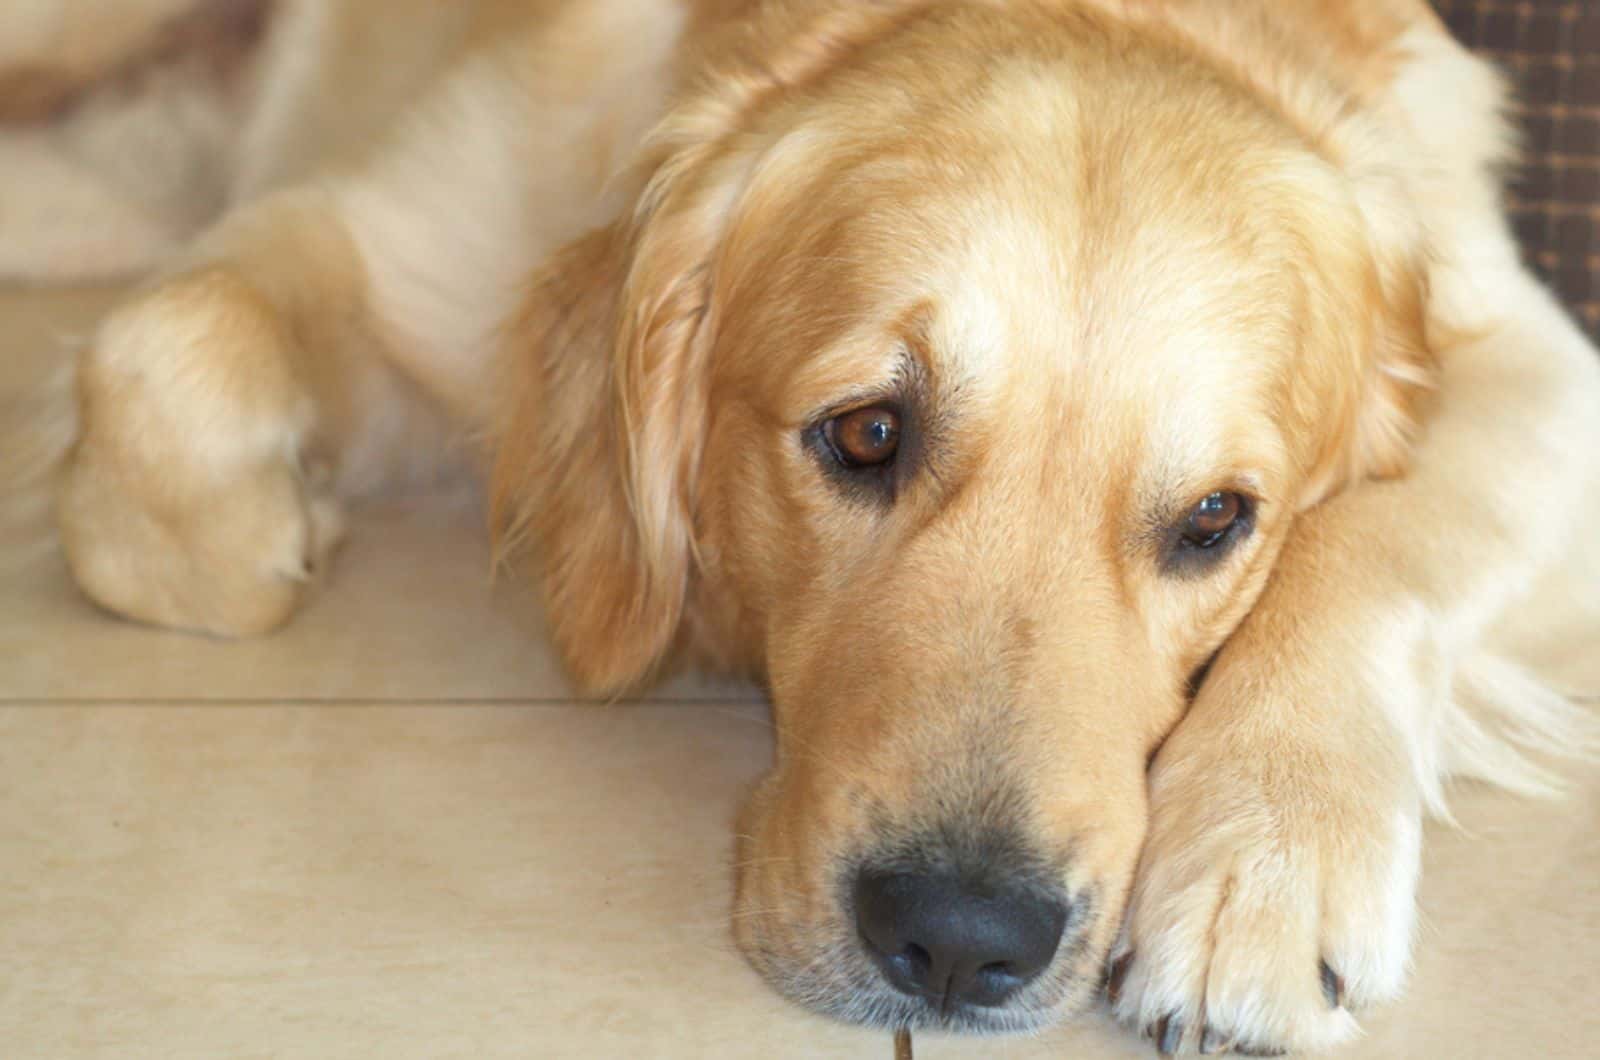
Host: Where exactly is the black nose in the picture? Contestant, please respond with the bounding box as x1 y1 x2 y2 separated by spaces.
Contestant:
853 868 1068 1008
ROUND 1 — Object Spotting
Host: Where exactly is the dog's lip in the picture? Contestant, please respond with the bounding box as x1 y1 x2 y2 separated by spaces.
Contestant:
906 994 1048 1029
759 938 1101 1035
856 981 1085 1035
741 905 1104 1036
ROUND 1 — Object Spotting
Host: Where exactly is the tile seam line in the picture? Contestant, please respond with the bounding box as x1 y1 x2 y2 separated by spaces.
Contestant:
0 696 769 706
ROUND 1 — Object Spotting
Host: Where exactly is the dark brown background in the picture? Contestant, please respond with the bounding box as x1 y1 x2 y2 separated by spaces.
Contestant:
1434 0 1599 337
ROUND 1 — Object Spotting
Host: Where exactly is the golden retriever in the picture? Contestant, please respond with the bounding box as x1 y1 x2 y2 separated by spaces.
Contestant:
42 0 1600 1054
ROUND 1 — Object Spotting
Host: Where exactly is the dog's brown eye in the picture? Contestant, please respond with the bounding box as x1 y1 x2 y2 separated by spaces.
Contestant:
1182 492 1242 548
825 405 901 468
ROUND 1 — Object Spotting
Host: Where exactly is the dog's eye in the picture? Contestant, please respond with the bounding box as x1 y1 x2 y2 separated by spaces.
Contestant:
1180 492 1244 549
1161 490 1254 575
824 405 901 468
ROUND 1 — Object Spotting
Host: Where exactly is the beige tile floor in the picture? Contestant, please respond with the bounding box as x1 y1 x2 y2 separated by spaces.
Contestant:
2 287 1596 1059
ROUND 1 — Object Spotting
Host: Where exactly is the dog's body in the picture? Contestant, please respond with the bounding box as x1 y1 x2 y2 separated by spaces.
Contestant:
37 0 1600 1054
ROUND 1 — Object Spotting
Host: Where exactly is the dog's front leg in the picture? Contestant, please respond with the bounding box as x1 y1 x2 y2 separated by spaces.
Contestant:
1108 269 1600 1056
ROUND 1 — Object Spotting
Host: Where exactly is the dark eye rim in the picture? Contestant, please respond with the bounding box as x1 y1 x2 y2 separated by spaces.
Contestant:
1180 491 1245 549
1163 490 1257 574
803 392 920 504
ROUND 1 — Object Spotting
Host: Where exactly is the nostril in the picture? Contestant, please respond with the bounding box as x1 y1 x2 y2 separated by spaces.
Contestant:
887 942 931 985
974 960 1026 997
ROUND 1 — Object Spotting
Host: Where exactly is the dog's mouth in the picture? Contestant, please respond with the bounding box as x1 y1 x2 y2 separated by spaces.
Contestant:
732 808 1113 1034
727 690 1152 1035
740 910 1105 1035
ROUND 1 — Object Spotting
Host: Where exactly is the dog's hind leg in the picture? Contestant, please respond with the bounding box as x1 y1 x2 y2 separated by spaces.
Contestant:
57 184 418 635
56 1 684 637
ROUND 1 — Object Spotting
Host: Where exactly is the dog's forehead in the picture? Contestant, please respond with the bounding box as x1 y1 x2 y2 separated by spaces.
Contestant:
744 48 1315 489
758 174 1302 506
917 193 1298 404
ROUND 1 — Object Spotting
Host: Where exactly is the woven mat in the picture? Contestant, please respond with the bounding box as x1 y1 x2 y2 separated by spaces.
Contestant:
1434 0 1599 337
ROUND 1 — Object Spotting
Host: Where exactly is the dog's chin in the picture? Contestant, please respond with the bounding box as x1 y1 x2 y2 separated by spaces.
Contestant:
738 925 1103 1035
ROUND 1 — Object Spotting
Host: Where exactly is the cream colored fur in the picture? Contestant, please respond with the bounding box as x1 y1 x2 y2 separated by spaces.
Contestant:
17 0 1599 1055
0 0 266 281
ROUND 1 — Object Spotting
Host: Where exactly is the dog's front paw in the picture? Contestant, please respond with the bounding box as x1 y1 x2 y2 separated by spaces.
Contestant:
59 268 344 635
1108 667 1422 1056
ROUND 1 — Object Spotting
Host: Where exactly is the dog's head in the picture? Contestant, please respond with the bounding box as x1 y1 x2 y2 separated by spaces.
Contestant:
494 0 1432 1033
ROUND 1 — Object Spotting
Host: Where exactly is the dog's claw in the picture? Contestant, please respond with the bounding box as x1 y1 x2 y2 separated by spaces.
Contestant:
1106 952 1133 1006
1153 1014 1185 1056
1235 1045 1287 1057
1319 958 1346 1009
1198 1025 1234 1055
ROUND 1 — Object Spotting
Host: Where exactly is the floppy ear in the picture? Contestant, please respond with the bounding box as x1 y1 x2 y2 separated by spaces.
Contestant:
490 1 933 693
1346 248 1435 480
489 194 723 695
1288 169 1437 510
487 75 777 695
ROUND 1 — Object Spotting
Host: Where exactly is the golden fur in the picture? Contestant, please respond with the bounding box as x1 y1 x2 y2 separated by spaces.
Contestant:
27 0 1600 1053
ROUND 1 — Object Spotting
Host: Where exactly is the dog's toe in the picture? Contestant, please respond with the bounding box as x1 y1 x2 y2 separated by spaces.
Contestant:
1109 756 1420 1056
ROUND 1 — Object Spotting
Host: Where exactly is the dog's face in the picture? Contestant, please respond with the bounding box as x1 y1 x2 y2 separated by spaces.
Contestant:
495 0 1428 1035
702 90 1349 1030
